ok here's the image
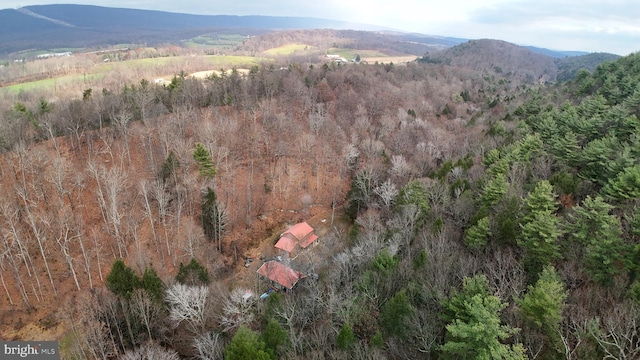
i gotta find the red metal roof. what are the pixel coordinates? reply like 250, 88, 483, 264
298, 233, 318, 248
257, 261, 306, 289
282, 222, 314, 241
274, 234, 298, 253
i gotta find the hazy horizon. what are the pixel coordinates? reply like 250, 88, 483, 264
3, 1, 639, 55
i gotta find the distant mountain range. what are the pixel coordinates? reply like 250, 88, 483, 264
0, 4, 388, 56
0, 4, 466, 57
0, 4, 596, 59
523, 46, 588, 59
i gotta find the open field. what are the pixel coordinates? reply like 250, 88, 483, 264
99, 55, 262, 68
264, 43, 314, 55
361, 55, 419, 64
325, 48, 390, 60
0, 55, 264, 95
190, 68, 252, 79
0, 73, 105, 94
184, 34, 249, 50
0, 44, 414, 96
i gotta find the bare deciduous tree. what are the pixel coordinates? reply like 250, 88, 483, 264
181, 217, 204, 261
588, 302, 640, 360
374, 179, 399, 209
390, 154, 411, 182
0, 228, 21, 306
343, 143, 360, 171
139, 180, 161, 261
192, 331, 223, 360
130, 289, 166, 341
165, 284, 209, 334
219, 287, 255, 332
19, 203, 57, 295
90, 164, 128, 258
55, 213, 81, 290
63, 290, 119, 360
119, 341, 180, 360
151, 179, 173, 262
111, 109, 133, 165
0, 201, 37, 306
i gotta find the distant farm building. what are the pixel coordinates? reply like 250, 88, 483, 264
325, 54, 348, 63
257, 261, 307, 289
274, 222, 318, 255
37, 52, 72, 59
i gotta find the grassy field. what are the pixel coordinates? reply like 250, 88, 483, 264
0, 47, 414, 96
184, 34, 248, 50
1, 73, 105, 95
362, 56, 419, 64
0, 55, 264, 95
91, 55, 263, 71
264, 44, 313, 55
326, 48, 389, 60
202, 55, 264, 67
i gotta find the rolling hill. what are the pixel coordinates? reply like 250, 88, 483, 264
420, 39, 619, 82
421, 39, 558, 82
555, 52, 621, 81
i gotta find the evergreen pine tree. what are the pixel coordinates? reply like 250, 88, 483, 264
441, 274, 526, 360
225, 326, 273, 360
518, 180, 562, 277
336, 323, 355, 350
518, 266, 567, 341
105, 259, 140, 298
193, 143, 217, 180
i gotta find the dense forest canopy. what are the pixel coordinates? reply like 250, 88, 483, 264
0, 43, 639, 359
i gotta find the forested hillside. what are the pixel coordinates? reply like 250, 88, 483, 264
420, 39, 558, 82
420, 39, 620, 84
555, 52, 621, 82
0, 46, 639, 359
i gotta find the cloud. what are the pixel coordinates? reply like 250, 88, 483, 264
436, 0, 637, 54
472, 0, 640, 24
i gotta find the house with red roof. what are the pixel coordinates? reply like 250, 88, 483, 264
274, 222, 318, 255
257, 261, 307, 290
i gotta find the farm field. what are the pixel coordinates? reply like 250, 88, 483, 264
183, 34, 249, 50
325, 47, 390, 60
361, 55, 419, 64
189, 68, 252, 79
0, 45, 416, 96
264, 43, 314, 55
0, 55, 264, 95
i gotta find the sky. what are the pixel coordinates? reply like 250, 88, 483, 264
4, 0, 639, 55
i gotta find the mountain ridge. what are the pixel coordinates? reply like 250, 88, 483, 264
0, 4, 393, 56
420, 39, 620, 82
0, 4, 591, 59
17, 7, 76, 27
